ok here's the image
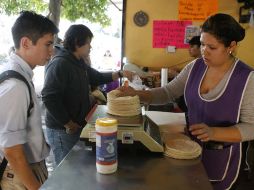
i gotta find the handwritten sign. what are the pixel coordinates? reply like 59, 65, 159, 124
178, 0, 218, 21
153, 20, 192, 48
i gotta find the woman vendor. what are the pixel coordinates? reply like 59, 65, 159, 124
118, 13, 254, 190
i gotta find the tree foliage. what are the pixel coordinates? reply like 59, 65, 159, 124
0, 0, 111, 27
62, 0, 110, 26
0, 0, 47, 14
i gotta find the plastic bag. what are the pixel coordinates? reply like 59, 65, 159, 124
128, 74, 147, 90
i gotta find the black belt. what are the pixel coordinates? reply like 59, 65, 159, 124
203, 141, 232, 150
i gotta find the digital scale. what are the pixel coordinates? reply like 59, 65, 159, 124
80, 105, 164, 152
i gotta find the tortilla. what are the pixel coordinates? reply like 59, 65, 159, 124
164, 138, 202, 160
107, 90, 141, 116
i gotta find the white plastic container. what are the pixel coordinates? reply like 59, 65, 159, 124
96, 118, 118, 174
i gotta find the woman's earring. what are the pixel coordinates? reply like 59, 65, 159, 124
229, 51, 232, 55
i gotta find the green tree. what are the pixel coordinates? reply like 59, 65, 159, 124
0, 0, 111, 27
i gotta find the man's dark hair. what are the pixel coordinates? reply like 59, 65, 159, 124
63, 24, 93, 52
189, 36, 201, 47
11, 11, 59, 49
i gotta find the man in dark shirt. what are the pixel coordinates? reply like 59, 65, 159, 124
42, 24, 133, 166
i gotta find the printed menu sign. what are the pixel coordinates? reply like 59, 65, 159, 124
153, 20, 192, 48
178, 0, 218, 21
184, 25, 200, 44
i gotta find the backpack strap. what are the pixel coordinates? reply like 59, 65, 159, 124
0, 70, 34, 117
0, 157, 7, 182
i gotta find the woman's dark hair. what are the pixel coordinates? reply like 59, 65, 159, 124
201, 13, 245, 47
63, 24, 93, 52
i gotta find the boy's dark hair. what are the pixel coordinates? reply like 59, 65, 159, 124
189, 36, 201, 47
11, 11, 58, 49
142, 67, 149, 72
201, 13, 245, 47
63, 24, 93, 52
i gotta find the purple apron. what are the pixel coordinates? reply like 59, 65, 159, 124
185, 58, 252, 190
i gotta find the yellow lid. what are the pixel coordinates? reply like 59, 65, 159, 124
95, 118, 117, 126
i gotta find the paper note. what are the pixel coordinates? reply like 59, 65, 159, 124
153, 20, 192, 48
178, 0, 218, 21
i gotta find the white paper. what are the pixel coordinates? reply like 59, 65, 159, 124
145, 111, 186, 126
128, 74, 147, 90
161, 68, 168, 87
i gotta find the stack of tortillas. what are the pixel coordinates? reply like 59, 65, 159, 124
107, 89, 141, 117
164, 134, 202, 159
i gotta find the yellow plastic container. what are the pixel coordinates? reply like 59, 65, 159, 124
95, 118, 118, 174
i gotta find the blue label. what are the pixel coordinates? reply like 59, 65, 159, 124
96, 132, 117, 165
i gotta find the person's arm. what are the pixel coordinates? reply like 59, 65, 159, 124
112, 70, 134, 81
117, 86, 153, 104
134, 89, 153, 103
42, 62, 83, 130
4, 145, 40, 190
117, 62, 194, 104
42, 60, 71, 125
87, 66, 112, 86
88, 67, 135, 86
236, 72, 254, 141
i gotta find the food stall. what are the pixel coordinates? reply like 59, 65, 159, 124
40, 105, 212, 190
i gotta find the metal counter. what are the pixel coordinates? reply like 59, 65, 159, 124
40, 143, 212, 190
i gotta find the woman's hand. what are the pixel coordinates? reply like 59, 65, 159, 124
122, 70, 135, 81
189, 123, 214, 142
117, 86, 137, 97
